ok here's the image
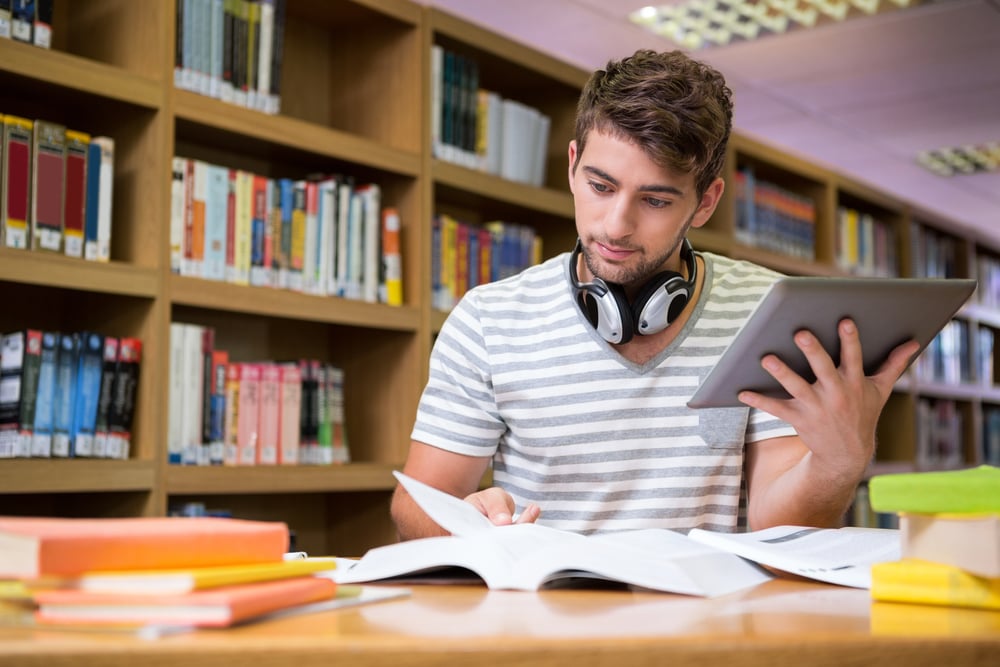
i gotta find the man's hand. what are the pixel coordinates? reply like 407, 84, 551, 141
464, 487, 541, 526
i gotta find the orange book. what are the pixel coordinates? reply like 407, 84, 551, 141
34, 575, 336, 628
0, 516, 289, 578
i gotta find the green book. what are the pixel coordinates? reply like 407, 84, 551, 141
869, 465, 1000, 514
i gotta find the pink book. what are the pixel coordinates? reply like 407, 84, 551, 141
278, 363, 301, 465
256, 363, 280, 465
236, 363, 261, 466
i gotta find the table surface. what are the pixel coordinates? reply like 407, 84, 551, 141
1, 578, 998, 667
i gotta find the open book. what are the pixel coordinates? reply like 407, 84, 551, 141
334, 473, 900, 595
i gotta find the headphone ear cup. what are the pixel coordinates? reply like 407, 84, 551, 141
631, 272, 690, 336
605, 283, 635, 344
578, 282, 634, 344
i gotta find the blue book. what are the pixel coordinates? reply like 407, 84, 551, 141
203, 164, 229, 281
51, 333, 80, 458
83, 141, 101, 260
31, 332, 59, 457
70, 331, 104, 457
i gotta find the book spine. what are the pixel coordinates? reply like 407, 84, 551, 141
0, 1, 12, 39
208, 348, 228, 465
236, 362, 260, 465
2, 115, 33, 249
170, 157, 187, 273
105, 337, 142, 460
10, 0, 31, 42
30, 331, 58, 457
257, 362, 280, 465
203, 164, 229, 281
92, 336, 119, 458
62, 130, 90, 258
249, 174, 269, 286
51, 332, 79, 458
93, 137, 114, 262
180, 323, 204, 465
15, 330, 41, 458
277, 362, 300, 464
200, 326, 215, 466
380, 207, 403, 306
0, 331, 25, 458
84, 139, 102, 260
69, 331, 104, 457
871, 560, 1000, 611
31, 119, 66, 253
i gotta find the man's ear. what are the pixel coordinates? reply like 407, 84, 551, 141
567, 140, 578, 195
691, 176, 725, 229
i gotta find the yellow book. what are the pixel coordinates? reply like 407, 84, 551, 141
871, 559, 1000, 610
69, 557, 337, 595
871, 600, 1000, 637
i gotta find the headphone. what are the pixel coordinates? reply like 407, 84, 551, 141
570, 238, 698, 345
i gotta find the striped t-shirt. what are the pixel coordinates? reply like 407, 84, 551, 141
411, 250, 797, 534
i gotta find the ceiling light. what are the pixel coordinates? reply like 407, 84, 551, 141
917, 142, 1000, 177
630, 0, 926, 49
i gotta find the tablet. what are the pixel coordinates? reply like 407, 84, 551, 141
686, 276, 977, 408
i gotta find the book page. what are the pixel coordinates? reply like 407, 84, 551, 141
687, 526, 900, 588
393, 471, 495, 536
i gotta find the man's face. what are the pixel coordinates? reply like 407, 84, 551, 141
568, 129, 720, 291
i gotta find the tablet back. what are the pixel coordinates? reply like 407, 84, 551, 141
687, 276, 977, 408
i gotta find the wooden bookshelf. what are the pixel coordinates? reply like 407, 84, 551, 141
1, 0, 997, 550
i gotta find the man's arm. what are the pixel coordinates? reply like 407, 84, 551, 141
741, 318, 921, 530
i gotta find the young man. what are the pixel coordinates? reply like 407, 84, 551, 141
391, 49, 918, 539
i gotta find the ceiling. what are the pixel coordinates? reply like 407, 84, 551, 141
420, 0, 1000, 249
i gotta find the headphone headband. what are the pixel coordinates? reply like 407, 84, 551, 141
570, 239, 697, 344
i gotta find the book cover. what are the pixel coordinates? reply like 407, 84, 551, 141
302, 179, 319, 293
288, 179, 306, 292
199, 325, 215, 466
249, 174, 270, 287
208, 348, 228, 465
900, 512, 999, 578
92, 336, 119, 458
328, 364, 349, 464
186, 159, 207, 277
83, 136, 111, 261
277, 362, 300, 465
2, 115, 32, 249
73, 557, 337, 595
61, 130, 89, 258
0, 515, 290, 578
233, 169, 252, 285
223, 358, 239, 465
202, 163, 228, 281
105, 337, 141, 460
69, 331, 104, 457
30, 331, 58, 458
31, 119, 66, 253
88, 136, 113, 261
180, 323, 204, 465
256, 362, 280, 465
297, 359, 317, 465
50, 332, 79, 458
871, 559, 1000, 611
167, 323, 185, 464
869, 465, 1000, 514
34, 575, 337, 628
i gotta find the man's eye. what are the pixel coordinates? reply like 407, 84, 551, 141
590, 181, 609, 193
646, 197, 668, 209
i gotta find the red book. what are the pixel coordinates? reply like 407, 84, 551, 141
2, 116, 33, 249
62, 130, 90, 258
0, 516, 289, 578
34, 575, 336, 628
31, 120, 66, 253
236, 362, 261, 465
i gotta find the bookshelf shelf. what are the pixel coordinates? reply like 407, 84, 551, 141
0, 251, 160, 298
432, 160, 574, 218
169, 276, 421, 332
0, 460, 155, 494
164, 462, 399, 495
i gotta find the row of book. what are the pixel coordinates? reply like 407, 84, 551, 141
1, 115, 115, 260
175, 0, 287, 115
976, 253, 1000, 310
835, 206, 899, 277
732, 167, 816, 261
868, 465, 999, 611
171, 157, 402, 305
169, 322, 349, 467
913, 319, 971, 386
431, 215, 541, 312
431, 45, 552, 188
914, 398, 965, 471
910, 222, 962, 279
985, 406, 1000, 466
0, 515, 343, 628
0, 330, 141, 460
0, 1, 52, 48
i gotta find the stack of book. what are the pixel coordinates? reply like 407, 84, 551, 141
868, 465, 1000, 610
0, 515, 338, 628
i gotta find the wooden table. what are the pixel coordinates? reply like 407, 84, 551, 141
1, 579, 998, 666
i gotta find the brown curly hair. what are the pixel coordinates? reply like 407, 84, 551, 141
573, 49, 733, 198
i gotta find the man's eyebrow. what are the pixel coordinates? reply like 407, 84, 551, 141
582, 165, 685, 196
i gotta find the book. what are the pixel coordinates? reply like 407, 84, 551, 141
83, 136, 114, 262
2, 115, 32, 249
380, 207, 402, 305
69, 331, 104, 457
169, 156, 187, 272
235, 361, 261, 465
70, 557, 338, 595
0, 331, 25, 458
14, 330, 41, 458
32, 0, 50, 48
10, 0, 31, 43
34, 575, 337, 628
871, 559, 1000, 611
0, 515, 290, 578
336, 472, 898, 595
899, 512, 999, 578
31, 119, 66, 253
104, 337, 141, 460
256, 362, 280, 465
869, 465, 1000, 514
50, 332, 79, 458
277, 362, 300, 464
29, 331, 57, 457
61, 130, 89, 258
0, 1, 10, 39
91, 336, 118, 458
